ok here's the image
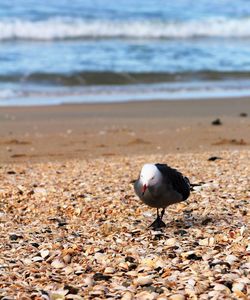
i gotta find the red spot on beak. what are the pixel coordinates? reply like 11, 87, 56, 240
142, 184, 147, 195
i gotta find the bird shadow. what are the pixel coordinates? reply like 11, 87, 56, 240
165, 209, 232, 232
148, 216, 213, 240
148, 210, 213, 233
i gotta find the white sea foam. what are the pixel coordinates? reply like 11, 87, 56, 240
1, 17, 250, 40
0, 89, 16, 99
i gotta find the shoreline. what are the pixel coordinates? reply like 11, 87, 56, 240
1, 96, 250, 114
0, 97, 249, 164
2, 77, 250, 106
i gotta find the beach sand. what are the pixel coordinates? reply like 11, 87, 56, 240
0, 98, 249, 299
0, 98, 250, 163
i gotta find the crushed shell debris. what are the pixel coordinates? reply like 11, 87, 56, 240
0, 150, 249, 299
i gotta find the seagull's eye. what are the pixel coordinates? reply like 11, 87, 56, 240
151, 176, 155, 180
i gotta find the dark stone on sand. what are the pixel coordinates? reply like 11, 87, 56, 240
43, 227, 52, 233
211, 118, 222, 125
85, 265, 92, 273
27, 190, 35, 196
201, 217, 213, 225
144, 285, 158, 292
48, 217, 67, 227
58, 220, 67, 227
168, 253, 176, 259
9, 234, 23, 241
17, 189, 23, 195
209, 261, 231, 269
208, 156, 222, 161
125, 256, 135, 263
11, 154, 27, 158
77, 194, 85, 198
187, 253, 202, 261
221, 281, 233, 291
64, 285, 79, 295
155, 287, 164, 294
122, 281, 131, 287
93, 272, 112, 281
7, 171, 16, 175
155, 266, 163, 273
128, 263, 138, 271
175, 229, 188, 236
41, 291, 50, 297
239, 112, 248, 117
96, 249, 105, 253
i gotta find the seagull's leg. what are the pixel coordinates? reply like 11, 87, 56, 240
160, 208, 165, 220
148, 208, 166, 229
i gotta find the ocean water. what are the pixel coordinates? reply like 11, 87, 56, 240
1, 0, 250, 105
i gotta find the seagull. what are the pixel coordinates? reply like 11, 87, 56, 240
134, 163, 190, 229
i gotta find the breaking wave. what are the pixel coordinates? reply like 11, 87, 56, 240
1, 17, 250, 40
0, 89, 17, 99
2, 70, 250, 86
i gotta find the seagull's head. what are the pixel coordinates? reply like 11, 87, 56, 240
140, 164, 162, 195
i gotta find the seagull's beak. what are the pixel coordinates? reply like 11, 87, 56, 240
142, 184, 147, 195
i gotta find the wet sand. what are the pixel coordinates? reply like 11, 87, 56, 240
0, 98, 249, 164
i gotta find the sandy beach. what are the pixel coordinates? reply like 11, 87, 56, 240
0, 98, 249, 299
0, 98, 250, 164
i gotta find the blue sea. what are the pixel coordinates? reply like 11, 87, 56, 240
1, 0, 250, 105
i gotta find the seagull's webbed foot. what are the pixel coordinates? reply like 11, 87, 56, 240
148, 208, 166, 229
149, 216, 166, 229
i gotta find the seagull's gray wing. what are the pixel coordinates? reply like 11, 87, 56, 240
155, 163, 190, 200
